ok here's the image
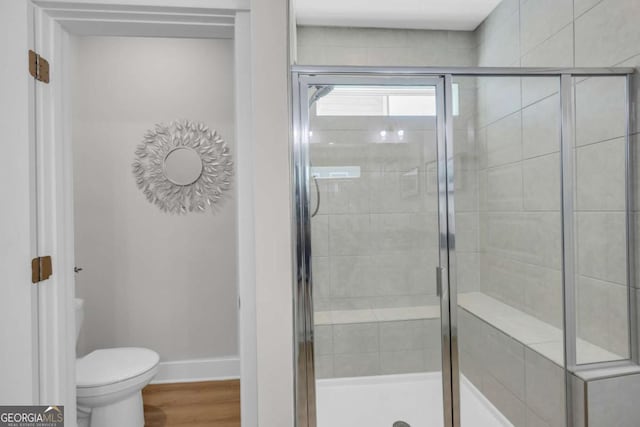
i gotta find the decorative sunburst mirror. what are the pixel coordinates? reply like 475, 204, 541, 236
132, 120, 233, 214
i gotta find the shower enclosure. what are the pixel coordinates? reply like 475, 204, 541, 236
292, 67, 636, 427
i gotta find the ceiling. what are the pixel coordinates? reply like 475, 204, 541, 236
295, 0, 503, 31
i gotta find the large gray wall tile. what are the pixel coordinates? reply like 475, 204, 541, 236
576, 212, 627, 285
312, 256, 331, 298
521, 24, 574, 68
520, 0, 573, 55
311, 214, 329, 256
333, 352, 380, 377
477, 10, 521, 66
328, 175, 371, 214
314, 325, 334, 356
574, 0, 640, 66
380, 350, 427, 374
521, 94, 561, 159
588, 374, 640, 427
315, 355, 334, 379
486, 164, 524, 212
333, 323, 379, 354
379, 320, 426, 351
575, 77, 628, 146
576, 138, 626, 211
329, 214, 371, 256
478, 78, 522, 127
525, 348, 566, 427
574, 0, 605, 17
370, 213, 434, 254
486, 328, 526, 400
483, 374, 527, 426
523, 153, 561, 211
486, 111, 522, 167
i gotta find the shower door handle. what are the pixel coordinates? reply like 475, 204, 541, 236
436, 266, 443, 297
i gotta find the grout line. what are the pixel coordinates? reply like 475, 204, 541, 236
521, 88, 561, 110
517, 0, 522, 68
573, 209, 628, 213
574, 272, 629, 289
478, 108, 522, 132
519, 22, 574, 62
573, 0, 606, 21
572, 0, 577, 67
477, 132, 626, 173
574, 134, 628, 149
611, 52, 640, 69
520, 74, 525, 213
482, 151, 559, 170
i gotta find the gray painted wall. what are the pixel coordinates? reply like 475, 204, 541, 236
72, 36, 238, 362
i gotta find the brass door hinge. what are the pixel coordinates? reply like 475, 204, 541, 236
29, 50, 50, 83
32, 256, 53, 284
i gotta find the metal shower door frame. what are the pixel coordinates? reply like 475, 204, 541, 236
291, 65, 635, 427
291, 72, 460, 427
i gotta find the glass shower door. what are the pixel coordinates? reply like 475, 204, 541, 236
453, 75, 567, 427
296, 77, 453, 427
295, 68, 633, 427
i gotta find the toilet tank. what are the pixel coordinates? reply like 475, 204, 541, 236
74, 298, 84, 344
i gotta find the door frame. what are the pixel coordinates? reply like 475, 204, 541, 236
27, 1, 256, 424
291, 71, 461, 427
0, 0, 40, 405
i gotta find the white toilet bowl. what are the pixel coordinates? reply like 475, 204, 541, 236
76, 348, 159, 427
75, 300, 159, 427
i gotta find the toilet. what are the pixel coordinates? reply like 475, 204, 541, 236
75, 298, 160, 427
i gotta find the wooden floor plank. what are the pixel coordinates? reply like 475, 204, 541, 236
143, 380, 240, 427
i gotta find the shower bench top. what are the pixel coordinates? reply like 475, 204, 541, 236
314, 292, 623, 369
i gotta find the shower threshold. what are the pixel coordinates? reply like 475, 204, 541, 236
316, 372, 512, 427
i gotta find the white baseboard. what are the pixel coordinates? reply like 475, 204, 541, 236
151, 356, 240, 384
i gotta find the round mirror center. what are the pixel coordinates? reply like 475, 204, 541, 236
163, 147, 203, 186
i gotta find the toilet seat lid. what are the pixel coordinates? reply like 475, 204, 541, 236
77, 347, 159, 388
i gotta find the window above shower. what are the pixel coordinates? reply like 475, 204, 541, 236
315, 85, 459, 117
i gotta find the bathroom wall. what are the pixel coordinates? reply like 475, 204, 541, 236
297, 26, 477, 66
475, 0, 635, 359
72, 37, 238, 366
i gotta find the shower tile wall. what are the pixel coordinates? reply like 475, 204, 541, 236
475, 0, 634, 360
297, 27, 479, 377
459, 310, 566, 427
310, 115, 439, 313
310, 112, 444, 377
474, 75, 564, 329
314, 320, 442, 378
299, 0, 639, 386
457, 0, 638, 422
297, 26, 477, 67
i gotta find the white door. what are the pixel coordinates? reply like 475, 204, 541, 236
0, 0, 40, 404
